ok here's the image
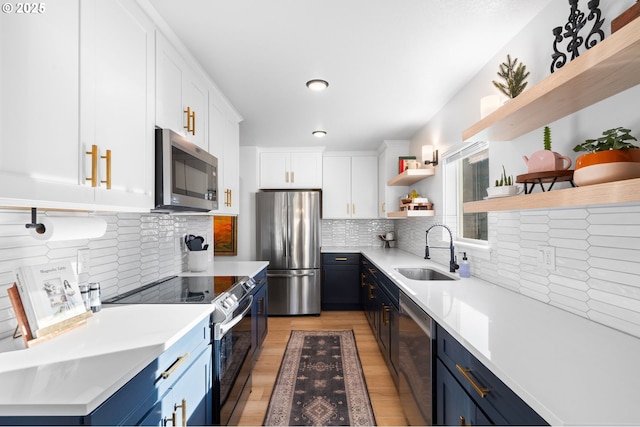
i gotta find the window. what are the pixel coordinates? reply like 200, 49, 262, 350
443, 141, 489, 242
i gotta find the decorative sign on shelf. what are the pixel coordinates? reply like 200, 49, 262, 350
551, 0, 605, 73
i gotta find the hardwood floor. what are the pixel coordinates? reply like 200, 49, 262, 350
237, 311, 407, 426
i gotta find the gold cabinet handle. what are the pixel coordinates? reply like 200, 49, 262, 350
291, 171, 294, 183
383, 304, 390, 325
352, 203, 356, 215
86, 144, 98, 187
346, 203, 350, 215
368, 284, 376, 300
101, 149, 112, 189
161, 353, 190, 379
455, 364, 490, 398
335, 257, 348, 261
285, 171, 290, 183
225, 189, 232, 207
360, 273, 366, 287
258, 297, 264, 315
174, 398, 187, 427
164, 411, 177, 426
381, 202, 385, 213
459, 415, 471, 426
184, 106, 195, 135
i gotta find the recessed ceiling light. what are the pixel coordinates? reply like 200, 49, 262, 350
312, 130, 327, 137
306, 79, 329, 91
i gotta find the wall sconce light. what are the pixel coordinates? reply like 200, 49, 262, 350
422, 145, 439, 167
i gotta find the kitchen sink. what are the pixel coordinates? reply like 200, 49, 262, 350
395, 267, 456, 281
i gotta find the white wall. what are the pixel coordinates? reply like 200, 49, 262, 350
397, 1, 640, 338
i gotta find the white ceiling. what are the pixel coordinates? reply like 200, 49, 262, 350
147, 0, 550, 151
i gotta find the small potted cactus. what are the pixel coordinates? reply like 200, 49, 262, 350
522, 126, 572, 173
486, 165, 521, 198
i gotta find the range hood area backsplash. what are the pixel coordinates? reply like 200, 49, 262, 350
0, 211, 212, 340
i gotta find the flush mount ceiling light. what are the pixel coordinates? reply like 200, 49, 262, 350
306, 79, 329, 91
312, 130, 327, 137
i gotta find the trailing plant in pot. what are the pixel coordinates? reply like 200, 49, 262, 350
486, 165, 521, 198
572, 127, 640, 186
522, 126, 572, 173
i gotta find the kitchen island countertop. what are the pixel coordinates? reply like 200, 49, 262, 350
0, 304, 214, 416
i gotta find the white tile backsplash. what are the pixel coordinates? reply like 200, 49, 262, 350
395, 204, 640, 339
0, 210, 212, 340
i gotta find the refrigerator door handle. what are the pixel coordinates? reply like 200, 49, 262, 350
267, 272, 316, 278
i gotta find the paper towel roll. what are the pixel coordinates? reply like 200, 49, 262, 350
29, 217, 107, 241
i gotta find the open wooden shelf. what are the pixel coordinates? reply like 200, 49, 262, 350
464, 177, 640, 213
463, 16, 640, 142
387, 209, 436, 218
387, 168, 435, 186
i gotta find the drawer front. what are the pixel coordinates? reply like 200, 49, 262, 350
436, 325, 547, 425
322, 253, 360, 265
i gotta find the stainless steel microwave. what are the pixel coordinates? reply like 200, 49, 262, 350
155, 128, 218, 212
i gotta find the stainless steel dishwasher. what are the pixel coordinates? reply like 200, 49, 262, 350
399, 291, 434, 425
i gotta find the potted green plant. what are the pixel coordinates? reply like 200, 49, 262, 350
522, 126, 572, 173
486, 165, 521, 198
492, 54, 530, 99
572, 127, 640, 186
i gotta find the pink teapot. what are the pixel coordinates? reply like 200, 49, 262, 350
522, 150, 572, 173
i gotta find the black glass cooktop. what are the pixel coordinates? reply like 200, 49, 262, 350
104, 275, 242, 304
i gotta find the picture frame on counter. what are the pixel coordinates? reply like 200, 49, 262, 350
214, 215, 238, 256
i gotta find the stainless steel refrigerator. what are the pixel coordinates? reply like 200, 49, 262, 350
256, 190, 321, 315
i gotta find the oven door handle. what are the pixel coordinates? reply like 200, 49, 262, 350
267, 272, 316, 278
218, 295, 253, 338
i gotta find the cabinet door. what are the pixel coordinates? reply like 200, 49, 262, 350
168, 346, 213, 427
81, 0, 155, 210
156, 33, 184, 135
0, 0, 96, 208
436, 360, 492, 426
259, 152, 289, 189
322, 156, 351, 219
290, 152, 322, 188
321, 265, 361, 310
351, 156, 378, 219
209, 99, 239, 214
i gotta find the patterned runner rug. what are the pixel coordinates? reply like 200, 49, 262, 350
264, 330, 377, 426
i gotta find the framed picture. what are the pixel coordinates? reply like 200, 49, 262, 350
214, 215, 237, 256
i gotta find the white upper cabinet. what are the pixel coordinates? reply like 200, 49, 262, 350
259, 151, 323, 189
0, 0, 154, 211
323, 155, 378, 219
209, 92, 240, 215
156, 32, 208, 149
0, 0, 95, 207
81, 0, 155, 210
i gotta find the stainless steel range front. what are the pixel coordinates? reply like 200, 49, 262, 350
104, 275, 255, 426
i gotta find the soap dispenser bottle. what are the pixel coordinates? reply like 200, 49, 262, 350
459, 252, 471, 278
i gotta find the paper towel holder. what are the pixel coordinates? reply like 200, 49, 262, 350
25, 208, 46, 235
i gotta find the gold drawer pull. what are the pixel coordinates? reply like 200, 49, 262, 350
456, 364, 490, 398
175, 398, 187, 426
335, 257, 348, 261
164, 411, 177, 426
161, 353, 190, 379
86, 144, 98, 187
101, 149, 111, 189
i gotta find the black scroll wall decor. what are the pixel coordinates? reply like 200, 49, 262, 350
551, 0, 605, 73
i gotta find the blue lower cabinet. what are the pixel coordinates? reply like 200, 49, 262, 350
435, 325, 547, 426
251, 269, 269, 361
137, 346, 212, 426
436, 359, 495, 426
321, 253, 362, 310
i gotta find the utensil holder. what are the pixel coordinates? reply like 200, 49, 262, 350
188, 250, 209, 272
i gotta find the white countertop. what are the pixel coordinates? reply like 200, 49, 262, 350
181, 260, 268, 278
355, 247, 640, 426
0, 304, 214, 416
